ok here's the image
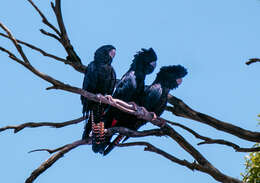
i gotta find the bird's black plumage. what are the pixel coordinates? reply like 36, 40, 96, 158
81, 45, 116, 153
99, 48, 157, 154
103, 65, 187, 155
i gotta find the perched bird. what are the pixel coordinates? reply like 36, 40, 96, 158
99, 48, 157, 154
103, 65, 187, 155
81, 45, 116, 153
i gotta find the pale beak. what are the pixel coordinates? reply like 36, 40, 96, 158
150, 61, 156, 68
109, 49, 116, 59
176, 78, 182, 85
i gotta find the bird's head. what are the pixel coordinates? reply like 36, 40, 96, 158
154, 65, 187, 89
94, 45, 116, 65
130, 48, 157, 74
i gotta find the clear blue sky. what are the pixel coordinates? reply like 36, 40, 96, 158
0, 0, 260, 182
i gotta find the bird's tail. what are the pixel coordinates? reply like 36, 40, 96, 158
92, 104, 107, 153
103, 135, 124, 156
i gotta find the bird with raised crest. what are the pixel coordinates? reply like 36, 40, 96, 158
99, 48, 158, 154
103, 65, 187, 155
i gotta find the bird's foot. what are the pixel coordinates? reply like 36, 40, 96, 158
105, 95, 113, 102
136, 106, 146, 119
129, 102, 138, 111
150, 112, 157, 121
96, 94, 103, 104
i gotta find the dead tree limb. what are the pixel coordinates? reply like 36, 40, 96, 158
25, 139, 89, 183
167, 121, 260, 152
166, 94, 260, 143
27, 0, 86, 73
0, 32, 68, 63
0, 116, 85, 134
118, 142, 243, 183
245, 58, 260, 65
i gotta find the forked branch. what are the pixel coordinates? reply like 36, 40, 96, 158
27, 0, 86, 73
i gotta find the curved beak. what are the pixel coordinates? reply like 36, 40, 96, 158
176, 78, 182, 85
109, 49, 116, 59
150, 61, 156, 68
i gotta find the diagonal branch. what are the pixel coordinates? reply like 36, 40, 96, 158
118, 141, 204, 171
25, 139, 89, 183
118, 142, 243, 183
167, 121, 260, 152
27, 0, 61, 36
0, 23, 29, 63
0, 32, 68, 63
0, 116, 85, 134
27, 0, 86, 73
167, 94, 260, 143
39, 29, 61, 43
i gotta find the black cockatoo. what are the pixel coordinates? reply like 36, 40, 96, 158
103, 65, 187, 155
97, 48, 157, 154
81, 45, 116, 153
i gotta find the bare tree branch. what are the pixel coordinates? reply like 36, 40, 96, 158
27, 0, 61, 37
25, 139, 89, 183
51, 0, 84, 70
27, 0, 86, 73
0, 32, 68, 62
118, 141, 203, 171
0, 116, 85, 134
166, 94, 260, 143
27, 128, 163, 154
167, 121, 260, 152
245, 58, 260, 65
39, 29, 62, 43
118, 142, 243, 183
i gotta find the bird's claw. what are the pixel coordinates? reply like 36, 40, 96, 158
105, 95, 113, 102
151, 112, 157, 121
129, 102, 138, 111
96, 94, 102, 104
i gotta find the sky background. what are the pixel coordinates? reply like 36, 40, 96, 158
0, 0, 260, 182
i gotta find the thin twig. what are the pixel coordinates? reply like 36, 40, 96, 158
27, 0, 61, 36
0, 116, 86, 133
0, 23, 29, 63
40, 29, 61, 43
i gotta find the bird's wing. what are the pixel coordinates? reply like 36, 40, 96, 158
113, 71, 136, 102
142, 84, 162, 112
109, 67, 117, 94
81, 62, 98, 115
